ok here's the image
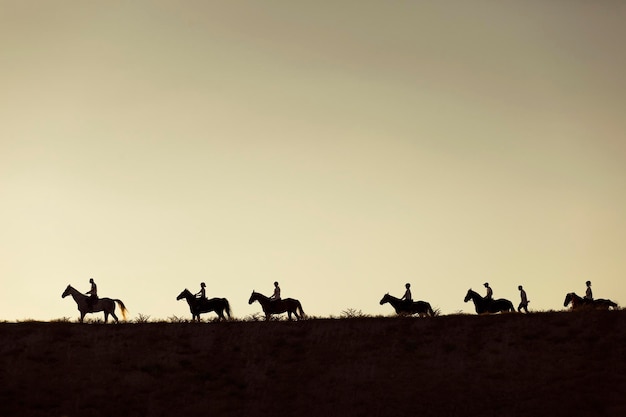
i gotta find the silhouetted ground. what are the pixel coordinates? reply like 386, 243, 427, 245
1, 310, 625, 417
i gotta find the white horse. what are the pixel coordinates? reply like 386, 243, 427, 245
62, 285, 128, 323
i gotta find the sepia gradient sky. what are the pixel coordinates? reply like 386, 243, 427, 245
2, 1, 625, 321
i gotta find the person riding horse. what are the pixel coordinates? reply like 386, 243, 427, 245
195, 282, 207, 301
400, 283, 412, 306
270, 281, 281, 302
86, 278, 98, 311
584, 280, 593, 300
484, 282, 493, 300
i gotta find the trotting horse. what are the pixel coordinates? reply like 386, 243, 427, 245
464, 289, 514, 314
176, 289, 231, 321
248, 291, 305, 321
62, 285, 128, 323
379, 293, 434, 317
564, 292, 618, 311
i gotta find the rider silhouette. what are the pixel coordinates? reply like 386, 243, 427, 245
400, 283, 412, 306
270, 281, 281, 302
195, 282, 207, 301
86, 278, 98, 311
584, 280, 593, 301
484, 282, 493, 300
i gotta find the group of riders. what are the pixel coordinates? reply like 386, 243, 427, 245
388, 282, 532, 313
80, 277, 599, 315
399, 280, 598, 314
194, 281, 280, 303
83, 279, 282, 311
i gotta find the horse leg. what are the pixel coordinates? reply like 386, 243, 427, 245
79, 311, 86, 323
110, 311, 119, 323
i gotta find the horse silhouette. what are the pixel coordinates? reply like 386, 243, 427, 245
464, 289, 514, 314
564, 292, 618, 310
248, 291, 305, 321
379, 293, 434, 317
62, 284, 128, 323
176, 289, 231, 321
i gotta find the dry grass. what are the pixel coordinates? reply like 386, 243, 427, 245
1, 310, 625, 417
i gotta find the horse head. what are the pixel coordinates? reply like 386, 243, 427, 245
563, 293, 571, 307
464, 289, 475, 303
61, 285, 72, 298
380, 293, 391, 305
248, 291, 257, 305
176, 289, 191, 301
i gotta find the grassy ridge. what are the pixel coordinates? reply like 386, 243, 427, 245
1, 311, 625, 417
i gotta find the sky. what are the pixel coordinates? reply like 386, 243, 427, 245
1, 1, 625, 321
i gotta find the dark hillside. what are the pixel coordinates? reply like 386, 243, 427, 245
1, 311, 625, 417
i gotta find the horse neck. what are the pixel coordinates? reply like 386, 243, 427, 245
254, 292, 270, 304
68, 286, 86, 301
386, 295, 401, 306
469, 290, 480, 300
571, 293, 584, 306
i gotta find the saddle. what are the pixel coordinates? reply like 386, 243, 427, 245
195, 297, 209, 306
87, 295, 99, 311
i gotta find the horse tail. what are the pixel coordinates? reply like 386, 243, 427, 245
297, 301, 305, 319
224, 298, 232, 318
114, 299, 128, 321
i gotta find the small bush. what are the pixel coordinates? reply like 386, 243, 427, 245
134, 314, 151, 324
243, 313, 266, 322
340, 308, 368, 319
167, 315, 189, 323
50, 317, 72, 323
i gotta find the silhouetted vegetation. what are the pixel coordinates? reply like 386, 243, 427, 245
1, 310, 625, 417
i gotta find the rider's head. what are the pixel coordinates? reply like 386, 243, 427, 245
405, 283, 411, 288
484, 282, 489, 287
274, 281, 279, 287
201, 282, 206, 287
89, 278, 94, 283
518, 285, 523, 290
586, 280, 591, 286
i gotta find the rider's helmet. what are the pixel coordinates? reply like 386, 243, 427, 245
586, 280, 591, 286
201, 282, 206, 287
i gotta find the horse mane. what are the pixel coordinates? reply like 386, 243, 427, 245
252, 291, 269, 300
